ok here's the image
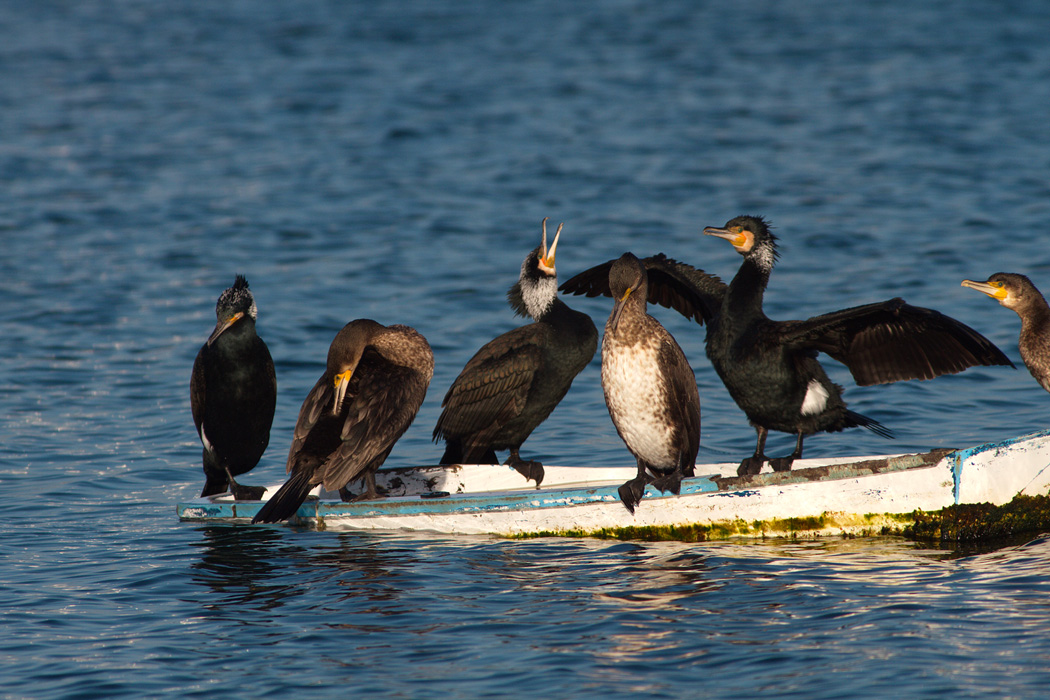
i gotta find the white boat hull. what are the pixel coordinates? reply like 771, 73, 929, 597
177, 429, 1050, 539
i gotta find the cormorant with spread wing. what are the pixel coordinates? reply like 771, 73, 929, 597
562, 215, 1013, 475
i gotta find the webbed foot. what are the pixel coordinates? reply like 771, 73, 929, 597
650, 470, 683, 495
506, 455, 544, 486
229, 481, 266, 501
737, 455, 766, 476
617, 476, 647, 514
768, 456, 795, 472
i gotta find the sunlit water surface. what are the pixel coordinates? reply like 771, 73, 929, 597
3, 1, 1050, 697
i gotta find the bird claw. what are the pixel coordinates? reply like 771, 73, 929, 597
617, 477, 646, 514
768, 457, 795, 472
737, 456, 766, 476
229, 482, 266, 501
508, 458, 544, 486
650, 471, 683, 495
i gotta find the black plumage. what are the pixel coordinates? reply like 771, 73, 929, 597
562, 215, 1013, 475
252, 319, 433, 524
601, 253, 700, 513
432, 219, 598, 485
963, 273, 1050, 392
190, 275, 276, 499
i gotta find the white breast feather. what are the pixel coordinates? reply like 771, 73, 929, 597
602, 335, 676, 468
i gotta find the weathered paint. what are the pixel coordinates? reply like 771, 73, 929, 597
177, 429, 1050, 540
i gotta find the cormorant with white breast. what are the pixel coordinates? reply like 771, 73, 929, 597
562, 215, 1013, 475
602, 253, 700, 513
963, 273, 1050, 392
191, 275, 276, 500
252, 319, 433, 524
432, 219, 598, 486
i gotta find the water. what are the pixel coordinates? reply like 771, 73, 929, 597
3, 0, 1050, 697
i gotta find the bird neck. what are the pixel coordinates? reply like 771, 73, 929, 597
509, 273, 558, 320
725, 255, 771, 318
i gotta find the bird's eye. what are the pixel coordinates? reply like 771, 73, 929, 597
995, 281, 1005, 288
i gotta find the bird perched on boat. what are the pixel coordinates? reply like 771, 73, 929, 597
252, 319, 433, 524
562, 215, 1013, 475
432, 218, 598, 486
602, 253, 700, 513
963, 273, 1050, 392
191, 275, 277, 500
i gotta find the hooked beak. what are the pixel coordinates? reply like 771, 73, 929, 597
610, 287, 632, 331
206, 311, 245, 346
332, 370, 353, 414
703, 226, 748, 248
539, 217, 563, 275
961, 279, 1007, 300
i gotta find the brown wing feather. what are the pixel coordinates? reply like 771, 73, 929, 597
433, 324, 547, 442
560, 254, 725, 325
778, 298, 1015, 386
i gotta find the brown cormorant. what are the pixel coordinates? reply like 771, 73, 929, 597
963, 273, 1050, 392
190, 275, 276, 500
252, 319, 433, 524
562, 215, 1013, 475
602, 253, 700, 513
432, 219, 598, 485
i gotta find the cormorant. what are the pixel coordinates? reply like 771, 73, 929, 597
432, 219, 598, 485
190, 275, 276, 500
963, 273, 1050, 392
252, 319, 433, 524
602, 253, 700, 513
562, 215, 1013, 475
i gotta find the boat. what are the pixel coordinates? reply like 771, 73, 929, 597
177, 429, 1050, 539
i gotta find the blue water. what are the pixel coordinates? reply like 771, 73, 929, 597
3, 0, 1050, 697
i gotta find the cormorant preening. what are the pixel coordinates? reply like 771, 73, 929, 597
432, 219, 598, 485
602, 253, 700, 513
191, 275, 276, 500
963, 273, 1050, 392
562, 215, 1013, 475
252, 319, 433, 524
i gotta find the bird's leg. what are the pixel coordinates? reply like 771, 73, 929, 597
338, 472, 386, 502
617, 459, 649, 514
225, 466, 266, 501
506, 448, 544, 487
769, 433, 804, 472
738, 426, 769, 476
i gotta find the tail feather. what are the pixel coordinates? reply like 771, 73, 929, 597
251, 470, 315, 524
846, 410, 895, 440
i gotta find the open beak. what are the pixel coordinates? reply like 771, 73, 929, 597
961, 279, 1007, 300
206, 311, 245, 346
539, 217, 563, 275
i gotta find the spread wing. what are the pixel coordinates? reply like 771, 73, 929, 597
560, 253, 725, 325
432, 324, 546, 444
320, 351, 430, 491
778, 298, 1015, 386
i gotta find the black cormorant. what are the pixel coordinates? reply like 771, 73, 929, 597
963, 273, 1050, 392
432, 219, 598, 485
190, 275, 276, 500
602, 253, 700, 513
562, 215, 1013, 475
252, 319, 433, 524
